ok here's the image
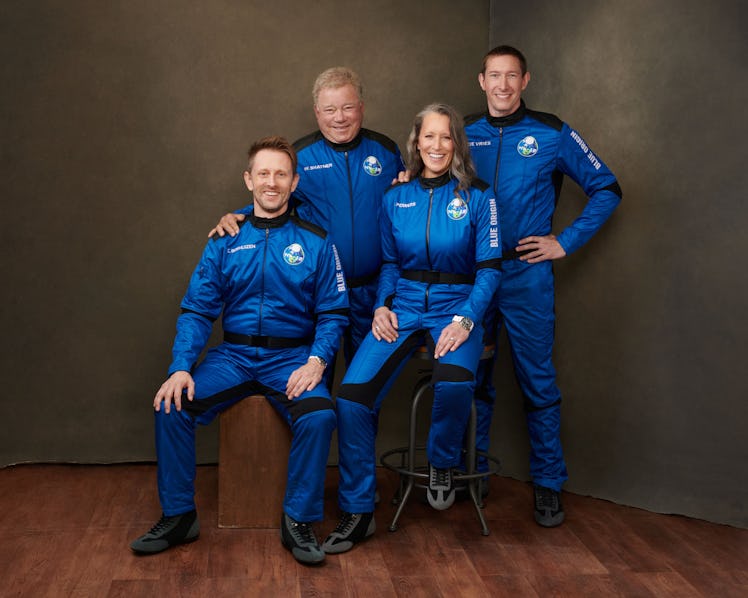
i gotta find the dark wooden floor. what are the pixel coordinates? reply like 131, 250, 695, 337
1, 464, 746, 597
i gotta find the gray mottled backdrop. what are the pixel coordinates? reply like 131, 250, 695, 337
486, 0, 747, 527
1, 0, 746, 527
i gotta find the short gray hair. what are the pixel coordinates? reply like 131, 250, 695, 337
312, 67, 363, 105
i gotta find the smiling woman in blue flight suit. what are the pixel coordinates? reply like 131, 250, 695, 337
321, 103, 503, 555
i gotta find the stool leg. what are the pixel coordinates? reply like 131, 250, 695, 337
389, 376, 429, 532
466, 400, 490, 535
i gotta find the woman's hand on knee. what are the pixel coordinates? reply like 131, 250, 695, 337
372, 306, 399, 342
434, 323, 469, 358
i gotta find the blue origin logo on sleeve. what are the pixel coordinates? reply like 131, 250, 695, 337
489, 197, 499, 248
517, 136, 539, 157
283, 243, 305, 265
332, 244, 346, 292
569, 130, 602, 170
446, 197, 468, 221
362, 156, 383, 176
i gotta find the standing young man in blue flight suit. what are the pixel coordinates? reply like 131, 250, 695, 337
130, 136, 349, 565
465, 46, 622, 527
211, 67, 404, 365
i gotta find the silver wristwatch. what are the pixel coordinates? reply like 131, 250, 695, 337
308, 355, 327, 368
452, 315, 474, 332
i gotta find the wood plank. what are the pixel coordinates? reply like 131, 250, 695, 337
1, 464, 747, 598
218, 395, 292, 529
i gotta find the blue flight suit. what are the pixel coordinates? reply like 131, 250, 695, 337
465, 101, 622, 490
238, 129, 404, 363
156, 210, 348, 523
334, 173, 503, 513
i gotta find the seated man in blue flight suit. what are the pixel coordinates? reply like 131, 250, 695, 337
129, 136, 349, 565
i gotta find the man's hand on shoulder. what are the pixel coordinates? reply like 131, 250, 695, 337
393, 170, 411, 185
208, 213, 245, 238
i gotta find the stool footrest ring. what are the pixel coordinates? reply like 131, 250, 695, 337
380, 445, 501, 535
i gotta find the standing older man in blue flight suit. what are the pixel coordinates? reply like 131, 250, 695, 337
211, 67, 404, 365
465, 46, 622, 527
130, 136, 349, 565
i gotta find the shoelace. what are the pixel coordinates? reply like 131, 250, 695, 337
536, 488, 558, 510
431, 467, 451, 487
148, 514, 174, 535
290, 520, 316, 544
334, 513, 358, 534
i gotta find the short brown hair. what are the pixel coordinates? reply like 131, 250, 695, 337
481, 45, 528, 75
247, 136, 297, 173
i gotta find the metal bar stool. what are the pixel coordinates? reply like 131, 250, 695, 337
380, 345, 501, 535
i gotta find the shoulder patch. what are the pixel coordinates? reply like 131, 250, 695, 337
290, 214, 328, 239
360, 128, 400, 155
293, 130, 325, 152
525, 109, 564, 132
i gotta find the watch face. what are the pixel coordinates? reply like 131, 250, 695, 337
310, 356, 326, 367
452, 315, 473, 331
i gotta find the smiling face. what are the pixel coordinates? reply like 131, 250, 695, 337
313, 83, 364, 144
417, 112, 454, 178
479, 53, 530, 117
243, 149, 299, 218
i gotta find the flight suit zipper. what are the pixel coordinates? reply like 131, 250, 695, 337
424, 187, 434, 312
493, 127, 503, 195
259, 227, 269, 333
344, 151, 355, 275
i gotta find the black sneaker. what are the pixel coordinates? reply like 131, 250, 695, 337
534, 485, 565, 527
280, 513, 325, 565
427, 464, 456, 510
322, 512, 375, 554
130, 510, 199, 554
